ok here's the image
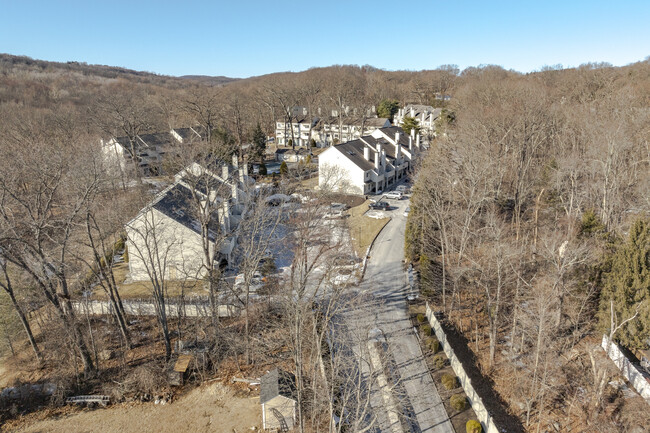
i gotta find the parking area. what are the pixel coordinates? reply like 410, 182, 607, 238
365, 193, 410, 219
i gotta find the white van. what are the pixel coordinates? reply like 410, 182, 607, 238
385, 191, 403, 200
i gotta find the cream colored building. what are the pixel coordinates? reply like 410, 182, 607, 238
125, 160, 247, 282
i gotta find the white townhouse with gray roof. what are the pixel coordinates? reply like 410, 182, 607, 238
318, 126, 422, 195
125, 156, 249, 282
394, 104, 441, 140
101, 126, 204, 176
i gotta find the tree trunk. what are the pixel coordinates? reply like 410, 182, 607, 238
6, 288, 42, 362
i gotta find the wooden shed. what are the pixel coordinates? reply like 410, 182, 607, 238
168, 354, 193, 386
260, 369, 297, 431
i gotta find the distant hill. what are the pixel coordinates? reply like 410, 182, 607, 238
179, 75, 240, 85
0, 54, 239, 86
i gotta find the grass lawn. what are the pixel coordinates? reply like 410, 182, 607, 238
99, 262, 207, 299
347, 199, 390, 257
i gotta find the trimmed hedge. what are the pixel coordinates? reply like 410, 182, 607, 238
441, 373, 458, 390
416, 313, 426, 324
432, 353, 446, 369
428, 338, 440, 354
421, 324, 432, 336
466, 420, 482, 433
450, 394, 467, 411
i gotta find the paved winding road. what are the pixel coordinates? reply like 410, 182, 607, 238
358, 197, 453, 433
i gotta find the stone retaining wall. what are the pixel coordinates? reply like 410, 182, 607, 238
426, 303, 499, 433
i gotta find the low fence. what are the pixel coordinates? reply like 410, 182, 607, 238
601, 335, 650, 403
426, 303, 499, 433
72, 298, 239, 318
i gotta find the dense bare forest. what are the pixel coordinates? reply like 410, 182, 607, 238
0, 53, 649, 432
407, 62, 650, 432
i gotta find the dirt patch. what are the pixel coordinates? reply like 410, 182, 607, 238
7, 382, 261, 433
100, 262, 206, 299
326, 193, 365, 209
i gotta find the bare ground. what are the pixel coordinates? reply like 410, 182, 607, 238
6, 382, 261, 433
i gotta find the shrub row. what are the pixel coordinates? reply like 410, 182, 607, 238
450, 393, 467, 411
441, 373, 458, 390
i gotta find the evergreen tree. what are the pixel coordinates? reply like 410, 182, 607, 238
251, 123, 266, 163
377, 99, 400, 121
280, 160, 288, 176
598, 218, 650, 349
258, 162, 267, 176
401, 116, 420, 135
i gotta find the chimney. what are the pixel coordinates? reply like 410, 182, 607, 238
243, 155, 248, 177
232, 180, 239, 203
222, 164, 229, 180
239, 167, 245, 186
219, 201, 230, 234
409, 136, 413, 152
232, 154, 239, 169
381, 149, 386, 168
364, 146, 370, 161
410, 107, 415, 117
411, 128, 415, 139
395, 131, 400, 145
396, 140, 401, 158
374, 150, 380, 169
416, 133, 421, 148
421, 111, 426, 123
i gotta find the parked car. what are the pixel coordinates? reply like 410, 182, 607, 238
385, 191, 403, 200
234, 271, 264, 290
330, 202, 349, 211
403, 206, 411, 217
369, 201, 390, 210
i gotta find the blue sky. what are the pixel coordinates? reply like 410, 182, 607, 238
1, 0, 648, 78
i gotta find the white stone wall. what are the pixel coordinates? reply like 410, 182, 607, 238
426, 303, 500, 433
601, 335, 650, 403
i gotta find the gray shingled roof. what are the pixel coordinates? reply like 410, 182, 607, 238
260, 369, 297, 404
334, 139, 376, 171
138, 132, 174, 148
173, 126, 205, 142
152, 183, 220, 241
331, 126, 410, 171
402, 105, 442, 123
314, 116, 389, 130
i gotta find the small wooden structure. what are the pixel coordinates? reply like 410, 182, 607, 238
169, 354, 194, 386
260, 369, 297, 431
